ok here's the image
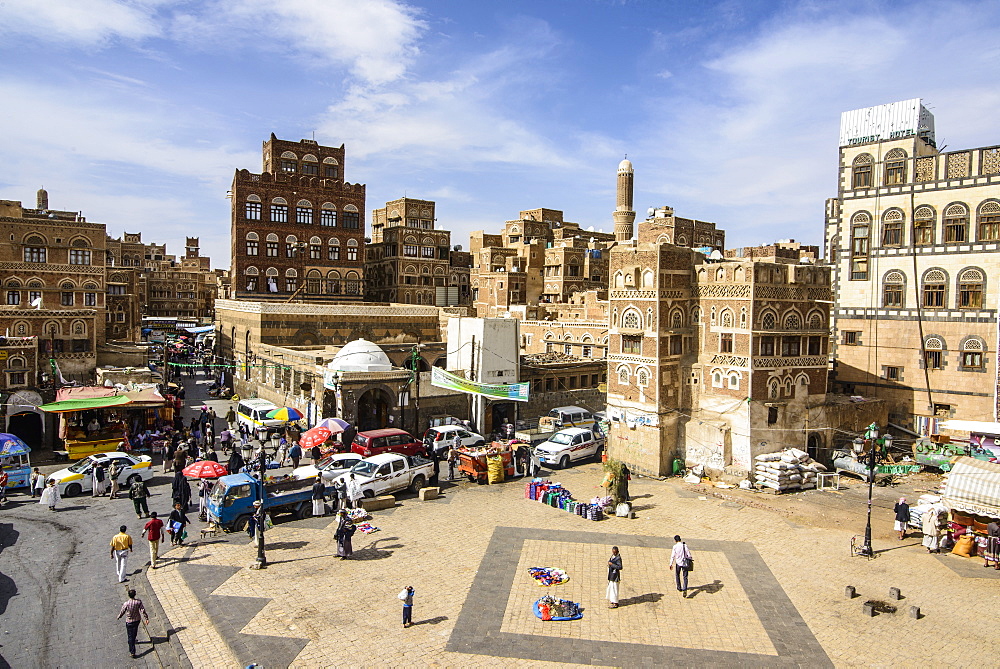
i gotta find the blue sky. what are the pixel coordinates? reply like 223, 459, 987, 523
1, 0, 998, 266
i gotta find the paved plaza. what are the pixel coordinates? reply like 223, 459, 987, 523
140, 458, 995, 668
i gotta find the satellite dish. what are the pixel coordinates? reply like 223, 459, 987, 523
709, 250, 724, 261
587, 226, 594, 231
647, 207, 655, 217
453, 245, 462, 251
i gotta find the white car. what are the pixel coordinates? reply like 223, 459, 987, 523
535, 427, 605, 470
422, 425, 485, 455
47, 451, 155, 497
291, 453, 363, 482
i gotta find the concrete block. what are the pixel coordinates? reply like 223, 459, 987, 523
360, 495, 395, 511
845, 586, 856, 599
909, 606, 921, 619
862, 602, 875, 617
419, 487, 440, 501
888, 587, 901, 600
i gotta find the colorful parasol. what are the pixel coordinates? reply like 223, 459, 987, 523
0, 433, 31, 457
299, 426, 331, 448
182, 460, 228, 478
315, 417, 350, 434
267, 407, 304, 422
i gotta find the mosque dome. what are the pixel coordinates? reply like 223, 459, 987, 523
618, 158, 633, 172
327, 338, 392, 373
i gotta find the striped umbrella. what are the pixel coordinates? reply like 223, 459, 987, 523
315, 417, 350, 434
299, 426, 332, 448
266, 407, 304, 422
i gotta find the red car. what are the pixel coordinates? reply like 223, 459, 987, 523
351, 428, 426, 458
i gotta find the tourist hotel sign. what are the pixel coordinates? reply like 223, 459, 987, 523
430, 367, 530, 402
839, 98, 936, 147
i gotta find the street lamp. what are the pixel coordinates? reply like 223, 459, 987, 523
853, 423, 892, 557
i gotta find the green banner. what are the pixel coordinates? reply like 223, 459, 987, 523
431, 367, 529, 402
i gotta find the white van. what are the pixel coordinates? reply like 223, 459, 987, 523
236, 398, 285, 438
538, 406, 597, 431
535, 427, 605, 469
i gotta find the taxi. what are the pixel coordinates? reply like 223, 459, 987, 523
47, 451, 154, 497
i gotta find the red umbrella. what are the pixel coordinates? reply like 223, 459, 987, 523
299, 426, 332, 448
182, 460, 228, 478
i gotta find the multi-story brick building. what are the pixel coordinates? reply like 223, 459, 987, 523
230, 134, 366, 302
826, 99, 1000, 432
470, 208, 616, 317
366, 198, 456, 305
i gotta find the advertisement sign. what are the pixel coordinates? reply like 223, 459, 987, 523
839, 98, 935, 147
430, 367, 529, 402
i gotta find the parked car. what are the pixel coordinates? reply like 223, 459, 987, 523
535, 427, 605, 470
291, 452, 364, 482
235, 398, 286, 439
335, 453, 434, 498
351, 428, 426, 458
517, 406, 600, 446
47, 451, 155, 497
422, 425, 485, 455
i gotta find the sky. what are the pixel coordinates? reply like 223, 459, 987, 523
1, 0, 999, 267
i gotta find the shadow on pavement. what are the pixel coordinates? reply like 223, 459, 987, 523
618, 592, 663, 606
685, 580, 724, 598
265, 541, 309, 551
873, 541, 923, 555
352, 537, 402, 561
412, 615, 449, 626
146, 624, 186, 645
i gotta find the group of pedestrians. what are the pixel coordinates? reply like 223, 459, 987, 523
605, 536, 695, 609
309, 473, 363, 518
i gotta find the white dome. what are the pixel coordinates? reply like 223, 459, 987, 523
327, 338, 392, 373
618, 158, 633, 172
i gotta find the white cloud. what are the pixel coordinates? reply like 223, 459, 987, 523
0, 0, 161, 46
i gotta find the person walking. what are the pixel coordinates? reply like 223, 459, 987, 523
984, 521, 1000, 570
444, 445, 455, 482
334, 509, 355, 559
893, 497, 911, 540
167, 502, 190, 546
117, 589, 149, 659
39, 479, 60, 511
129, 477, 151, 518
288, 441, 302, 469
606, 546, 622, 608
311, 477, 327, 517
922, 503, 946, 553
30, 467, 45, 497
399, 585, 415, 628
333, 478, 347, 513
110, 525, 134, 583
346, 473, 363, 510
198, 478, 213, 520
219, 429, 233, 454
164, 439, 176, 474
227, 448, 245, 475
108, 460, 124, 499
620, 463, 631, 502
142, 512, 164, 569
172, 445, 187, 473
669, 535, 693, 597
92, 463, 107, 497
171, 471, 192, 511
225, 405, 236, 431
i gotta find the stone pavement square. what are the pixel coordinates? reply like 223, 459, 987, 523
449, 526, 830, 667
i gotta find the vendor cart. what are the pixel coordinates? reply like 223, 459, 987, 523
0, 434, 32, 489
458, 443, 516, 483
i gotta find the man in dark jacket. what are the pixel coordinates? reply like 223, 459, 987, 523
311, 478, 327, 517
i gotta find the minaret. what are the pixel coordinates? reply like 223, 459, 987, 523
613, 159, 635, 242
37, 187, 49, 210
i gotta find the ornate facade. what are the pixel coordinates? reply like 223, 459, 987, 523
826, 101, 1000, 430
230, 135, 366, 302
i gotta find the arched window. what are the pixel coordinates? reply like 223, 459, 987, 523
342, 204, 360, 229
721, 310, 733, 328
727, 372, 740, 389
711, 370, 723, 388
961, 337, 985, 369
882, 209, 904, 246
852, 153, 873, 188
646, 308, 654, 329
621, 309, 641, 329
72, 320, 86, 335
784, 378, 793, 397
944, 203, 969, 243
716, 267, 725, 281
761, 311, 776, 330
671, 310, 683, 328
850, 212, 870, 280
783, 312, 801, 330
978, 201, 1000, 241
328, 237, 341, 261
882, 271, 905, 307
691, 307, 701, 324
637, 368, 649, 386
614, 271, 624, 288
642, 269, 654, 288
922, 269, 947, 308
618, 366, 630, 384
346, 238, 359, 261
924, 335, 945, 369
913, 206, 935, 245
958, 268, 984, 309
884, 148, 907, 185
807, 311, 824, 329
740, 308, 747, 329
245, 194, 262, 220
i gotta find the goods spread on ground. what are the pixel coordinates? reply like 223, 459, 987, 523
357, 522, 379, 534
753, 448, 827, 492
534, 595, 582, 621
527, 567, 569, 586
526, 479, 604, 521
347, 508, 370, 522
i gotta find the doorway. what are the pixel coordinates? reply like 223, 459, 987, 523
8, 411, 43, 448
357, 388, 392, 432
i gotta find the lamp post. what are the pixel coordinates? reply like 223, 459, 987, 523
853, 423, 892, 557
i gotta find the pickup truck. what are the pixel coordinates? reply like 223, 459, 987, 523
535, 427, 606, 469
334, 453, 435, 498
205, 473, 334, 532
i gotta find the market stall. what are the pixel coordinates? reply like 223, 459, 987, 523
0, 434, 32, 489
938, 457, 1000, 558
457, 442, 515, 483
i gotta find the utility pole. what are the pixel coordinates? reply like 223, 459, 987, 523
469, 335, 477, 432
411, 344, 420, 435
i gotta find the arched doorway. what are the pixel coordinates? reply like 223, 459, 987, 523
8, 411, 43, 448
807, 432, 825, 463
356, 388, 393, 432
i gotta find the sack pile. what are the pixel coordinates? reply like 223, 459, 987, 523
753, 448, 826, 492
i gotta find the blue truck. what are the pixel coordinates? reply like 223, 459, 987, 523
205, 472, 334, 532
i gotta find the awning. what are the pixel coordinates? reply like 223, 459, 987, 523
940, 420, 1000, 436
184, 326, 215, 334
943, 456, 1000, 519
39, 396, 131, 413
57, 386, 119, 401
